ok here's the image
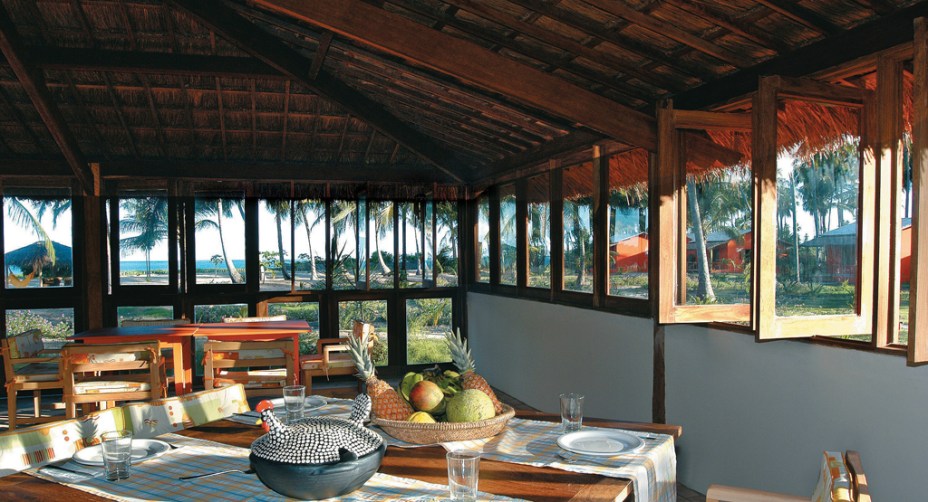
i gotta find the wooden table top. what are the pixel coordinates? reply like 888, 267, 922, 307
71, 320, 311, 340
0, 386, 681, 501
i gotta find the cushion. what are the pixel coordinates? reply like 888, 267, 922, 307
11, 362, 60, 383
302, 355, 354, 371
7, 329, 45, 359
212, 349, 284, 360
73, 380, 152, 395
811, 451, 853, 502
69, 351, 147, 365
0, 419, 84, 477
222, 315, 287, 323
217, 368, 288, 388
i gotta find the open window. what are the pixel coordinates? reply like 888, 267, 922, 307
754, 76, 875, 340
657, 106, 753, 324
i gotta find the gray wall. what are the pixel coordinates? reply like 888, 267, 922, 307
467, 292, 928, 501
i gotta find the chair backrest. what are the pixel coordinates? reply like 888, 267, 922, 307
844, 451, 870, 502
2, 329, 59, 381
352, 320, 375, 340
121, 318, 191, 327
221, 315, 287, 323
810, 450, 870, 502
60, 341, 165, 411
203, 339, 295, 396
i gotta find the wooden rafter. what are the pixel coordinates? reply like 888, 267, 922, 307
675, 2, 928, 110
168, 0, 468, 183
309, 30, 333, 80
0, 3, 93, 193
667, 0, 788, 54
582, 0, 754, 68
335, 114, 350, 164
471, 130, 604, 188
363, 129, 377, 164
851, 0, 895, 15
755, 0, 840, 35
250, 80, 258, 160
281, 79, 290, 160
252, 0, 657, 151
63, 72, 110, 160
216, 78, 228, 161
0, 84, 44, 151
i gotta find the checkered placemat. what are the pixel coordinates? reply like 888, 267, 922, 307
378, 418, 676, 502
29, 433, 518, 501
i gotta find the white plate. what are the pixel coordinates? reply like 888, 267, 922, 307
557, 430, 645, 456
73, 439, 171, 466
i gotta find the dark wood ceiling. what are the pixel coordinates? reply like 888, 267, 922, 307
0, 0, 924, 191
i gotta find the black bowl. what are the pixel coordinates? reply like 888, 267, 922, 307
249, 442, 386, 500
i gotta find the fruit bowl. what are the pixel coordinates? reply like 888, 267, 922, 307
372, 404, 515, 444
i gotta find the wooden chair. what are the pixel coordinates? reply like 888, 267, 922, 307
221, 315, 287, 323
1, 329, 65, 430
203, 339, 295, 397
120, 318, 191, 394
300, 321, 373, 394
60, 341, 165, 419
706, 451, 870, 502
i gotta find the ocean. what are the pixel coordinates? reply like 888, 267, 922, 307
120, 260, 246, 272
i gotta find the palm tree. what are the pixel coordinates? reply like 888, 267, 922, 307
265, 200, 292, 281
6, 197, 55, 264
563, 196, 593, 289
295, 199, 325, 281
330, 200, 357, 287
370, 201, 393, 275
195, 197, 243, 283
687, 178, 716, 302
119, 196, 168, 280
435, 201, 458, 274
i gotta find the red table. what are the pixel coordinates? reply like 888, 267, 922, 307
70, 320, 310, 394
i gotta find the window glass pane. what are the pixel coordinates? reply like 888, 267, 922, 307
609, 150, 649, 298
436, 201, 459, 287
399, 202, 424, 288
775, 101, 861, 329
358, 199, 368, 289
193, 303, 247, 376
338, 300, 388, 366
294, 199, 326, 290
424, 202, 434, 287
4, 194, 73, 289
117, 306, 174, 325
527, 174, 550, 289
369, 201, 395, 289
6, 308, 74, 349
259, 199, 292, 291
331, 200, 358, 290
898, 65, 914, 345
476, 196, 490, 283
118, 191, 169, 286
499, 184, 517, 286
406, 298, 452, 365
683, 134, 752, 306
268, 302, 320, 356
194, 194, 245, 285
563, 163, 594, 293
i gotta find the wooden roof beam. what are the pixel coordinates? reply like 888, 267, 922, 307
168, 0, 468, 183
850, 0, 895, 15
309, 30, 333, 80
582, 0, 755, 69
0, 4, 94, 194
667, 0, 789, 54
251, 0, 657, 151
755, 0, 840, 35
674, 2, 928, 110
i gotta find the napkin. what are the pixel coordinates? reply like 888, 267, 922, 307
38, 461, 104, 483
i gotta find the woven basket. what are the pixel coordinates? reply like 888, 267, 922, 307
372, 405, 515, 444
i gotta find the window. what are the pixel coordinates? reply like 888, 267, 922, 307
6, 308, 74, 349
117, 191, 169, 286
259, 199, 293, 291
406, 298, 452, 364
116, 306, 174, 325
499, 184, 517, 286
435, 201, 459, 287
294, 199, 326, 290
194, 303, 248, 323
331, 200, 359, 290
194, 193, 246, 285
527, 174, 551, 289
562, 163, 594, 294
608, 150, 649, 299
475, 195, 490, 283
3, 191, 73, 289
369, 200, 396, 289
268, 302, 320, 356
339, 300, 388, 365
399, 202, 424, 288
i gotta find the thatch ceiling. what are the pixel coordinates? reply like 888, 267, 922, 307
0, 0, 923, 190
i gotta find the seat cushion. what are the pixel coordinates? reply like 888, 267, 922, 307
11, 362, 60, 383
69, 351, 147, 365
301, 354, 354, 371
212, 349, 283, 361
216, 368, 288, 388
811, 451, 852, 502
7, 330, 45, 359
73, 380, 152, 395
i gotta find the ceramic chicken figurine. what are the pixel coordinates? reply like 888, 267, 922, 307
250, 394, 383, 465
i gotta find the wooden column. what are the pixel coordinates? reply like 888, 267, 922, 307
82, 163, 104, 329
909, 18, 928, 364
592, 145, 607, 307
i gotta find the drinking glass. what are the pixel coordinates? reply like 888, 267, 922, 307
283, 385, 306, 424
559, 393, 584, 433
101, 430, 133, 481
447, 449, 480, 501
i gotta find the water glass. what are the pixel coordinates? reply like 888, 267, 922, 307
101, 430, 133, 481
283, 385, 306, 424
559, 393, 584, 433
447, 450, 480, 501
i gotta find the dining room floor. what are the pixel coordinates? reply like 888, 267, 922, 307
1, 380, 707, 500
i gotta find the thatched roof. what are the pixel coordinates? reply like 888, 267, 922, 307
0, 0, 921, 190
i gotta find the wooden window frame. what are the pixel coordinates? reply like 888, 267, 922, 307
754, 76, 876, 340
909, 18, 928, 364
656, 105, 753, 324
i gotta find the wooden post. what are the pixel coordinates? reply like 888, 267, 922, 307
909, 18, 928, 364
82, 163, 104, 330
592, 144, 607, 307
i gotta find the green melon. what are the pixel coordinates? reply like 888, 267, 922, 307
446, 389, 495, 423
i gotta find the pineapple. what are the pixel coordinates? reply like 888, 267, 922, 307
445, 329, 503, 414
347, 332, 413, 421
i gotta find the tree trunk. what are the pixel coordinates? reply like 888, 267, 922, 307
686, 179, 715, 302
790, 171, 801, 283
301, 208, 319, 281
374, 220, 391, 274
217, 210, 242, 283
276, 213, 291, 280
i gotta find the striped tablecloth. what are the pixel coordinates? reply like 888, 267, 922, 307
30, 433, 517, 501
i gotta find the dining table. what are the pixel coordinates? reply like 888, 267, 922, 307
0, 404, 681, 501
70, 320, 311, 394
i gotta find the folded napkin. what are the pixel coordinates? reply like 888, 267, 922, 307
38, 461, 104, 483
